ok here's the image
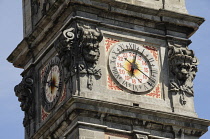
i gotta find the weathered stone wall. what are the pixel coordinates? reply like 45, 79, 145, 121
22, 0, 188, 37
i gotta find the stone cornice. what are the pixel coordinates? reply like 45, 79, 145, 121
73, 96, 210, 127
33, 96, 210, 138
7, 0, 204, 69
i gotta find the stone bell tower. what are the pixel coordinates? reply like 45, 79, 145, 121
8, 0, 210, 138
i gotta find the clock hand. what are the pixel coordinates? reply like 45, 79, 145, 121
125, 58, 155, 84
51, 70, 53, 85
136, 68, 155, 84
121, 66, 132, 80
124, 58, 135, 75
124, 58, 132, 64
122, 66, 142, 83
46, 80, 59, 88
131, 52, 138, 75
133, 75, 142, 84
133, 51, 137, 64
125, 57, 140, 76
46, 80, 52, 87
52, 84, 59, 88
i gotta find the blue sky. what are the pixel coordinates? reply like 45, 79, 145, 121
0, 0, 209, 138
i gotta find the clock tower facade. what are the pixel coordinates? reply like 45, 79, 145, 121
8, 0, 210, 138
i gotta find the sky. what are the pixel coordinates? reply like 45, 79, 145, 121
0, 0, 209, 138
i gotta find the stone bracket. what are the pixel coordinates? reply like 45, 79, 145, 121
54, 22, 103, 90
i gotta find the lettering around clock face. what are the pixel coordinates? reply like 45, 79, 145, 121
108, 42, 159, 93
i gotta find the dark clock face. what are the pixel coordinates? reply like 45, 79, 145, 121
108, 42, 159, 93
41, 57, 63, 112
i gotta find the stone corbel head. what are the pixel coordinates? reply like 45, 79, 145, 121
76, 23, 103, 64
168, 41, 198, 96
14, 76, 33, 112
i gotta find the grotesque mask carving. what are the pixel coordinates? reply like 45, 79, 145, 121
15, 77, 33, 112
168, 42, 198, 105
55, 23, 103, 90
14, 69, 34, 133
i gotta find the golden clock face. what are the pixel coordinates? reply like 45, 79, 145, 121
42, 57, 63, 112
108, 42, 159, 93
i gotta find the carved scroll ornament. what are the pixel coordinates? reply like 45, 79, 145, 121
54, 23, 103, 90
168, 42, 198, 105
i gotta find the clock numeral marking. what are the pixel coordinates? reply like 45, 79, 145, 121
112, 50, 120, 55
125, 76, 130, 81
122, 81, 132, 88
116, 62, 122, 68
141, 49, 145, 54
151, 69, 158, 75
147, 81, 153, 87
151, 74, 157, 78
142, 61, 147, 66
122, 80, 128, 88
144, 84, 149, 91
110, 55, 117, 64
144, 84, 148, 90
50, 96, 53, 102
124, 43, 140, 51
150, 64, 155, 67
137, 79, 142, 83
147, 79, 155, 87
112, 67, 118, 75
118, 44, 125, 52
152, 78, 156, 83
110, 60, 115, 64
132, 79, 137, 84
133, 85, 138, 91
118, 69, 125, 74
151, 69, 158, 78
117, 56, 123, 61
148, 58, 154, 62
112, 67, 121, 80
112, 56, 117, 60
46, 92, 50, 98
117, 44, 126, 52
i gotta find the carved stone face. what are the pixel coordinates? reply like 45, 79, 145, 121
175, 63, 191, 81
18, 89, 30, 111
82, 47, 100, 63
14, 84, 31, 112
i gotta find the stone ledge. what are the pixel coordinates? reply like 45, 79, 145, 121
33, 96, 210, 138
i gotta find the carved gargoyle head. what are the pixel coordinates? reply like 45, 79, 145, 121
170, 54, 198, 82
168, 43, 199, 98
77, 23, 103, 64
82, 46, 100, 63
169, 43, 199, 82
14, 77, 33, 112
170, 55, 191, 81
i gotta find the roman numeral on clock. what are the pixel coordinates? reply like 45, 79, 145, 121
148, 58, 154, 62
151, 69, 158, 74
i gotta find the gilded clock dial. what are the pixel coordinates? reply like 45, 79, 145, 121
108, 42, 159, 93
